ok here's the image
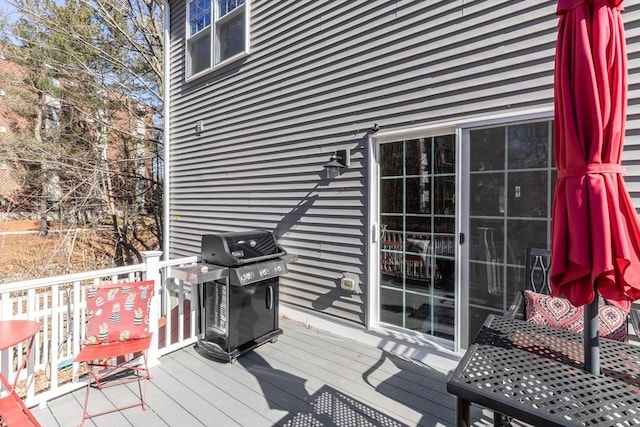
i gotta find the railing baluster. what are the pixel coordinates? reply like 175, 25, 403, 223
26, 288, 37, 401
72, 281, 82, 383
50, 284, 60, 391
0, 253, 201, 408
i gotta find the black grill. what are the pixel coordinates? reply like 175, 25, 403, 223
201, 230, 285, 266
196, 230, 287, 362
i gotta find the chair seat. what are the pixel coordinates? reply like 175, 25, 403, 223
74, 335, 152, 362
0, 393, 41, 427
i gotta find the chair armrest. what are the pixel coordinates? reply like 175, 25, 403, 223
630, 308, 640, 339
505, 291, 524, 319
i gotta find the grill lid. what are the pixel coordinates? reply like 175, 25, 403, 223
201, 230, 286, 266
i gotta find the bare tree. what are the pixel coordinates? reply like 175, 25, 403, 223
0, 0, 164, 272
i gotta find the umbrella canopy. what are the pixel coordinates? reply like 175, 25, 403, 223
551, 0, 640, 313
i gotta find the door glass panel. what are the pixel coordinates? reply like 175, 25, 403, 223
466, 121, 553, 343
406, 139, 431, 175
508, 122, 549, 169
380, 142, 403, 176
507, 171, 548, 217
379, 135, 456, 341
470, 128, 505, 171
380, 288, 403, 327
406, 177, 430, 214
435, 135, 455, 174
434, 176, 455, 214
506, 219, 548, 265
380, 179, 403, 213
469, 173, 504, 216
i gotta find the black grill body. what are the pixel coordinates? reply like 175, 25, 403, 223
196, 230, 286, 362
201, 230, 285, 266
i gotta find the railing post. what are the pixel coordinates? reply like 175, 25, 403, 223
141, 250, 163, 367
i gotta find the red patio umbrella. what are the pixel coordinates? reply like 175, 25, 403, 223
551, 0, 640, 374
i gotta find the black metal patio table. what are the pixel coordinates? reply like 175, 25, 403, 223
447, 314, 640, 426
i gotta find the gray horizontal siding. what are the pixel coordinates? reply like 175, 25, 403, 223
167, 0, 640, 326
620, 2, 640, 202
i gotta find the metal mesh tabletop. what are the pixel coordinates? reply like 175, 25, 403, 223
447, 315, 640, 426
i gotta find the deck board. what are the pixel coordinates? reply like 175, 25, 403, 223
30, 318, 505, 426
270, 327, 451, 418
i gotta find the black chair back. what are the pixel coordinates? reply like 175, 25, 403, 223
524, 247, 551, 294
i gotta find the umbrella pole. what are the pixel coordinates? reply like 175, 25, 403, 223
584, 284, 600, 375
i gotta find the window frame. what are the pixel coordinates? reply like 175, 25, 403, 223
185, 0, 251, 81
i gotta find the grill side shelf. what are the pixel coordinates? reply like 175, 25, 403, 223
171, 264, 229, 284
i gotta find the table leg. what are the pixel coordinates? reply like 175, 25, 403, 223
456, 397, 470, 427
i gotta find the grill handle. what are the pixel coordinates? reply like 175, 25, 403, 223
233, 250, 287, 266
267, 285, 273, 310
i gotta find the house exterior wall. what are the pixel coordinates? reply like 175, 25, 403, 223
167, 0, 640, 327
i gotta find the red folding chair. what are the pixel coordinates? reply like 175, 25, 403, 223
74, 280, 154, 426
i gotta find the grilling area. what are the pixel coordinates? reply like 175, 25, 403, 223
187, 230, 289, 362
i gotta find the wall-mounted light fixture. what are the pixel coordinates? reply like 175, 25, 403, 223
195, 120, 204, 135
323, 149, 350, 179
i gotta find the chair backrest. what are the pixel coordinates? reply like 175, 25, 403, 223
84, 280, 154, 345
524, 247, 551, 295
519, 248, 630, 342
506, 248, 551, 319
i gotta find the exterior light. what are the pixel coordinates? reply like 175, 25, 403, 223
323, 149, 350, 179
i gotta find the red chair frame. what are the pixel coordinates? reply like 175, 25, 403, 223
74, 280, 154, 426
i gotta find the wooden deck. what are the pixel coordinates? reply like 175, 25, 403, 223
31, 318, 501, 427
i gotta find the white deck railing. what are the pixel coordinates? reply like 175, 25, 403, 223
0, 251, 200, 408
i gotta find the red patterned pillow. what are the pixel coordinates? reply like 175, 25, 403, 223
523, 290, 628, 342
84, 280, 154, 344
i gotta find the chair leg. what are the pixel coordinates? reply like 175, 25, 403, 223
78, 372, 94, 427
138, 352, 150, 410
78, 353, 151, 425
493, 412, 513, 427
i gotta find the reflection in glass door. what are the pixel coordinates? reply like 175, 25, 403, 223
379, 135, 456, 340
466, 120, 554, 343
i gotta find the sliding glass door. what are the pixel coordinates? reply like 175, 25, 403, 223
465, 120, 554, 342
378, 135, 456, 340
374, 118, 553, 348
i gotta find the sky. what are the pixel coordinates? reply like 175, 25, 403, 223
1, 1, 64, 24
0, 1, 20, 23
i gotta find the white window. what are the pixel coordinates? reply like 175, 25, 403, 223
136, 117, 146, 138
186, 0, 250, 79
45, 95, 61, 132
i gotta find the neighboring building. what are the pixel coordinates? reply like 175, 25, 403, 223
164, 0, 640, 352
0, 51, 154, 218
105, 98, 155, 214
0, 52, 32, 208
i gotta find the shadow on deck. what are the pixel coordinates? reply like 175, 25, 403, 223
31, 318, 500, 426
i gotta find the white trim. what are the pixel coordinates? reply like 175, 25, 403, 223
163, 0, 171, 260
366, 131, 377, 331
280, 305, 460, 374
184, 0, 251, 81
456, 126, 467, 353
374, 107, 554, 143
